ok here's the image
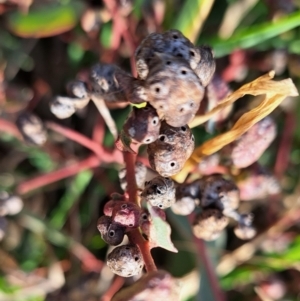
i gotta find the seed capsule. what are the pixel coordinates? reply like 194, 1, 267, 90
141, 176, 176, 209
123, 104, 161, 144
107, 244, 144, 277
193, 209, 229, 241
0, 192, 23, 216
50, 96, 77, 119
134, 29, 215, 87
223, 116, 276, 168
16, 112, 47, 145
112, 202, 141, 228
147, 122, 195, 176
97, 215, 125, 246
119, 161, 147, 191
200, 174, 240, 212
89, 63, 127, 102
234, 225, 256, 240
236, 164, 280, 201
171, 180, 202, 215
66, 80, 90, 109
116, 53, 204, 127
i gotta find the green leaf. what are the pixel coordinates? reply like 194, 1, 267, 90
147, 204, 178, 253
49, 170, 93, 230
6, 1, 84, 38
173, 0, 215, 42
203, 10, 300, 57
100, 21, 113, 48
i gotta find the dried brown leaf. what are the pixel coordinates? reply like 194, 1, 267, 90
174, 71, 298, 182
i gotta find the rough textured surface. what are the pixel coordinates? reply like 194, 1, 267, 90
119, 161, 148, 191
89, 63, 127, 102
0, 192, 23, 216
112, 202, 141, 228
112, 270, 181, 301
97, 215, 125, 246
224, 116, 277, 168
16, 112, 47, 145
200, 174, 240, 212
193, 209, 229, 241
135, 29, 215, 87
141, 176, 176, 209
123, 104, 161, 144
107, 244, 144, 277
171, 180, 202, 215
147, 122, 194, 176
234, 225, 257, 240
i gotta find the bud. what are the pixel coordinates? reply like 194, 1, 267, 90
141, 176, 176, 209
200, 174, 240, 212
147, 122, 194, 176
97, 215, 125, 246
89, 63, 127, 102
123, 104, 161, 144
119, 161, 148, 191
0, 192, 23, 216
193, 209, 228, 241
107, 244, 144, 277
16, 112, 47, 145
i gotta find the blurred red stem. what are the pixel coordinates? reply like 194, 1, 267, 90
92, 115, 105, 144
17, 155, 100, 195
189, 215, 225, 301
72, 241, 103, 272
0, 118, 23, 140
197, 239, 226, 301
100, 276, 125, 301
123, 151, 157, 272
46, 121, 123, 163
274, 112, 296, 179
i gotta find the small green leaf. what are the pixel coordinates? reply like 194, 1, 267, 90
6, 1, 84, 38
148, 204, 178, 253
49, 170, 93, 230
203, 10, 300, 57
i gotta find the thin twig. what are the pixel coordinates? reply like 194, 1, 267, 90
17, 155, 100, 195
188, 215, 225, 301
100, 276, 125, 301
274, 112, 296, 179
123, 151, 157, 272
46, 121, 123, 163
90, 94, 118, 140
0, 118, 23, 140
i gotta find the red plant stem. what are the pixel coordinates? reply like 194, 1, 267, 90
46, 121, 123, 164
92, 115, 105, 144
124, 152, 138, 204
72, 241, 103, 272
188, 215, 225, 301
0, 118, 23, 140
123, 151, 157, 272
17, 155, 100, 195
100, 276, 125, 301
197, 239, 226, 301
274, 112, 296, 179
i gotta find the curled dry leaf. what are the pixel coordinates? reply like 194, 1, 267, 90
174, 71, 299, 182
